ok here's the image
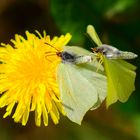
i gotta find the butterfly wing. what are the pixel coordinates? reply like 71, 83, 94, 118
104, 58, 136, 107
57, 63, 106, 124
64, 45, 92, 55
87, 25, 102, 46
77, 64, 107, 109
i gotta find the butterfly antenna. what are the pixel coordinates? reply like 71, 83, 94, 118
45, 52, 58, 56
45, 43, 60, 52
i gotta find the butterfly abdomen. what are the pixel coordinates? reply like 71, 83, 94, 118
75, 56, 92, 64
117, 51, 138, 59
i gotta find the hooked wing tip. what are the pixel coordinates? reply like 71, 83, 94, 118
87, 25, 95, 32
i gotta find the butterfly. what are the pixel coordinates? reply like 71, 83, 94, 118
46, 43, 107, 124
87, 25, 137, 107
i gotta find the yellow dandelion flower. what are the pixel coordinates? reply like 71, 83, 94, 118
0, 30, 71, 126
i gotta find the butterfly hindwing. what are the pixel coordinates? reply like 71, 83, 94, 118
57, 63, 100, 124
104, 58, 136, 107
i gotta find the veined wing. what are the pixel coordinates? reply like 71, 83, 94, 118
57, 63, 99, 124
77, 64, 107, 109
87, 25, 102, 46
104, 58, 136, 107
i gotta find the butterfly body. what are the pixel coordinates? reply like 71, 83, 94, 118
58, 50, 93, 64
94, 44, 138, 59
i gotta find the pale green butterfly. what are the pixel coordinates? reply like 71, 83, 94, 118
53, 45, 107, 124
87, 25, 137, 107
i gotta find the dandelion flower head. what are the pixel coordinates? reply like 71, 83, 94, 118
0, 31, 71, 126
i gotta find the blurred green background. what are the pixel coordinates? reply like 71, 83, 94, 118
0, 0, 140, 140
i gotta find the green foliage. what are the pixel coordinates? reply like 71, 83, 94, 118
50, 0, 139, 44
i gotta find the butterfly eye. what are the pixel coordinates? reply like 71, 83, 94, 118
91, 48, 98, 52
56, 52, 62, 57
91, 47, 104, 54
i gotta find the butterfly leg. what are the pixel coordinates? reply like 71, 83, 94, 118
96, 53, 103, 72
